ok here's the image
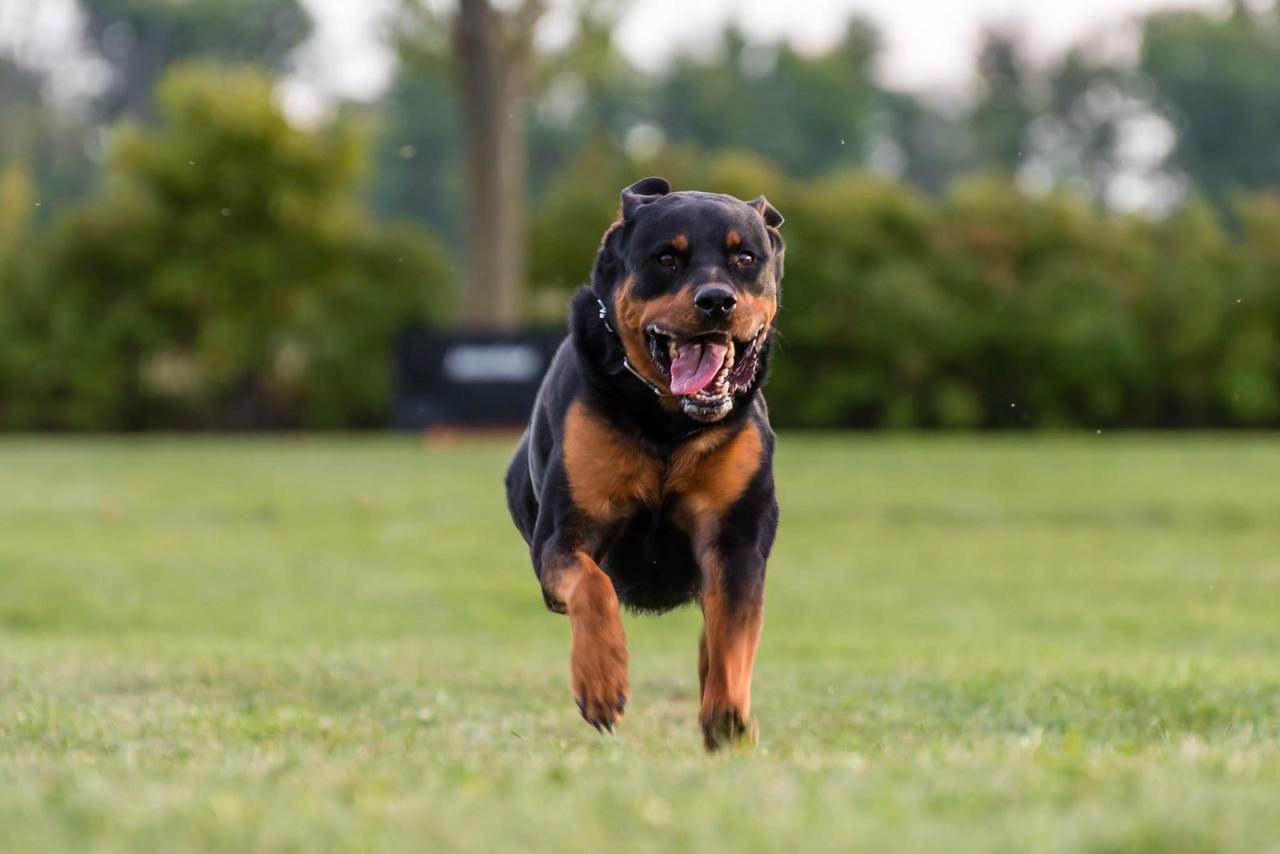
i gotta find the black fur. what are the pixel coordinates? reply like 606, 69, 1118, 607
504, 178, 783, 614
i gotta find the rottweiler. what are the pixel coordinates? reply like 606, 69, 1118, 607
505, 177, 783, 751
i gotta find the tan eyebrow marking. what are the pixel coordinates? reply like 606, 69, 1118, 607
671, 234, 688, 252
725, 230, 742, 249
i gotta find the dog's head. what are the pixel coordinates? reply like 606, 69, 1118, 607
591, 177, 785, 423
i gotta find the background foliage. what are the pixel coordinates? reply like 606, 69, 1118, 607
528, 148, 1280, 429
2, 0, 1280, 428
0, 64, 449, 429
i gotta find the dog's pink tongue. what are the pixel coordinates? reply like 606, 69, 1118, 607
669, 340, 728, 396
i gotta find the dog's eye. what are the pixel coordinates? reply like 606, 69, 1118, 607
657, 253, 676, 268
734, 251, 756, 267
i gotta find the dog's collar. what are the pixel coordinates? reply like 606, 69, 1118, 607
597, 297, 665, 397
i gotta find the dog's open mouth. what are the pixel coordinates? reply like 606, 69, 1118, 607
645, 325, 765, 420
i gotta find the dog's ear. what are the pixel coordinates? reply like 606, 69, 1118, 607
750, 195, 784, 228
751, 195, 785, 275
620, 176, 671, 220
591, 220, 627, 295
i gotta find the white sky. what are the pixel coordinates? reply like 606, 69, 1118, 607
2, 0, 1232, 109
294, 0, 1228, 105
0, 0, 1234, 211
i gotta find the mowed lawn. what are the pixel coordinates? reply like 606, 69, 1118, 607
2, 435, 1280, 853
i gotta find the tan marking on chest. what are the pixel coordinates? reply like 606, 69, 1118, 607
667, 422, 764, 520
563, 400, 662, 520
564, 402, 764, 525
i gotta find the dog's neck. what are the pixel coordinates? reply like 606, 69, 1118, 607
593, 296, 667, 398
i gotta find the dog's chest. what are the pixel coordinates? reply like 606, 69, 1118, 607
562, 401, 762, 526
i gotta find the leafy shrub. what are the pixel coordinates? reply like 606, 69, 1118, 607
0, 63, 451, 429
528, 146, 1280, 429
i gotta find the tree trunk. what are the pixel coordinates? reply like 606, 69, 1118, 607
454, 0, 539, 330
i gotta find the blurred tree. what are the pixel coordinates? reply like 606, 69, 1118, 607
1139, 0, 1280, 204
0, 164, 34, 254
878, 91, 969, 194
391, 0, 546, 330
453, 0, 545, 330
526, 135, 632, 309
0, 63, 450, 429
1230, 192, 1280, 422
1035, 49, 1131, 201
76, 0, 312, 120
0, 53, 43, 144
525, 0, 641, 197
652, 22, 880, 178
0, 55, 95, 221
368, 47, 462, 245
967, 28, 1035, 175
376, 0, 638, 243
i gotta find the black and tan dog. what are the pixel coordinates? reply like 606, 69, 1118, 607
505, 177, 783, 751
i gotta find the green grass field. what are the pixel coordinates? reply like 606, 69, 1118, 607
2, 434, 1280, 852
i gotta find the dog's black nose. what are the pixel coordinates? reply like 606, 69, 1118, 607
694, 286, 737, 319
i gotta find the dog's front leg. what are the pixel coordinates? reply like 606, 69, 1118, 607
541, 546, 628, 733
697, 542, 765, 751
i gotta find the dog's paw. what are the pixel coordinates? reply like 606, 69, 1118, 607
570, 620, 628, 734
701, 707, 758, 752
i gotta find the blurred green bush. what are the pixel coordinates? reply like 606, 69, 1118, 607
0, 63, 451, 430
1, 65, 1277, 430
528, 146, 1280, 429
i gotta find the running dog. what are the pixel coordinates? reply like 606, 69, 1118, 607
505, 177, 784, 750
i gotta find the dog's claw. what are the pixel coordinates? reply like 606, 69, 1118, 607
702, 710, 759, 752
617, 693, 626, 712
605, 720, 615, 735
575, 696, 586, 716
